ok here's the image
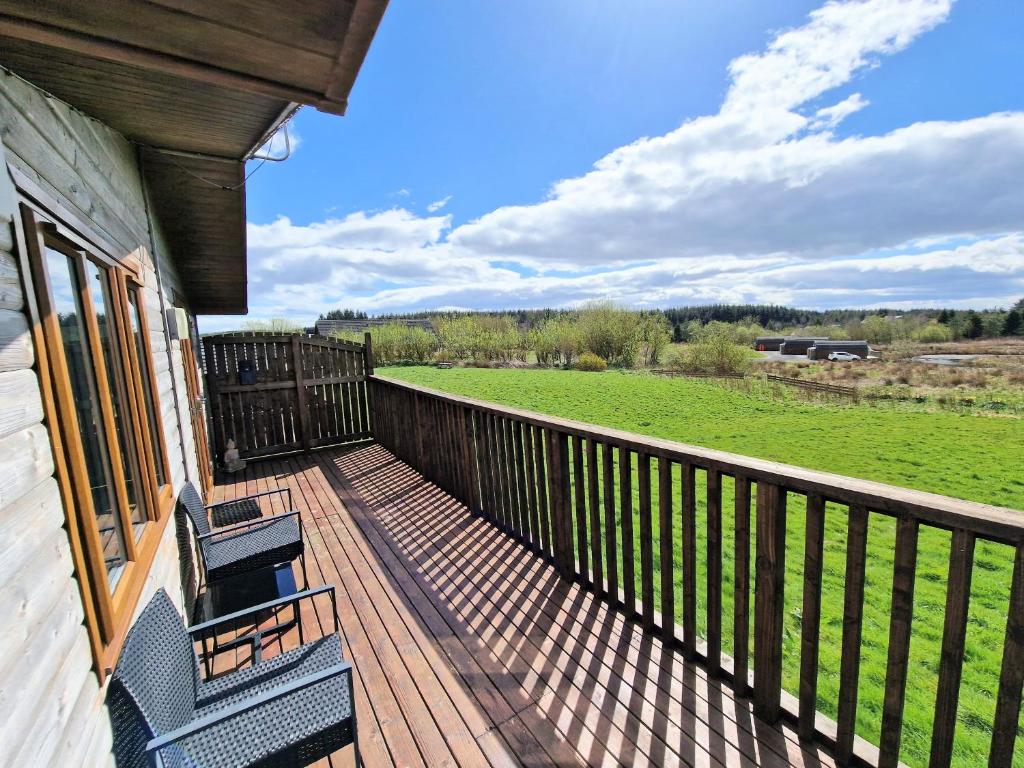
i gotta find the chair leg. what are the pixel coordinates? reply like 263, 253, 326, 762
300, 551, 310, 590
352, 717, 360, 768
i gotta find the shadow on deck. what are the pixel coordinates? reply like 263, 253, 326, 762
213, 443, 835, 768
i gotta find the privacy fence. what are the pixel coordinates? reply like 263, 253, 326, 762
369, 374, 1024, 768
202, 333, 373, 460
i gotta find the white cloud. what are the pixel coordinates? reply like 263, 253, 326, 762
217, 0, 1024, 329
427, 196, 452, 212
810, 92, 870, 129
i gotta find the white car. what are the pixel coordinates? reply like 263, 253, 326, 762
827, 351, 862, 361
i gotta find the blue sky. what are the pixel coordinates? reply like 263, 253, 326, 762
206, 0, 1024, 330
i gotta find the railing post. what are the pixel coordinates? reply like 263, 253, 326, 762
362, 331, 375, 437
290, 334, 312, 452
546, 429, 573, 578
990, 542, 1024, 767
363, 330, 374, 374
754, 481, 787, 723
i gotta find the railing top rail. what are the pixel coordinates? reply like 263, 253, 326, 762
372, 375, 1024, 544
202, 332, 365, 349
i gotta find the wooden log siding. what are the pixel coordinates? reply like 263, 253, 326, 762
202, 333, 370, 461
368, 375, 1024, 768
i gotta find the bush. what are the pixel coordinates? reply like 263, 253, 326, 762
433, 314, 528, 363
634, 313, 672, 367
333, 323, 436, 364
531, 317, 583, 367
913, 322, 953, 343
671, 325, 754, 374
577, 302, 640, 368
575, 352, 608, 372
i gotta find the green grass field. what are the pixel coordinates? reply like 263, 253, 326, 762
380, 366, 1024, 767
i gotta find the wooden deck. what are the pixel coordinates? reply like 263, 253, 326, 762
212, 443, 838, 768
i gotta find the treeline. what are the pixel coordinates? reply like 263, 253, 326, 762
330, 303, 672, 368
240, 299, 1024, 357
332, 299, 1024, 344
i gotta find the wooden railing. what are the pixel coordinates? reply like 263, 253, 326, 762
202, 333, 373, 460
369, 375, 1024, 768
764, 372, 859, 400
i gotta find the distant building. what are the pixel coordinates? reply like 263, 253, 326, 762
754, 335, 829, 352
754, 336, 787, 351
807, 340, 872, 360
315, 318, 434, 337
778, 337, 829, 355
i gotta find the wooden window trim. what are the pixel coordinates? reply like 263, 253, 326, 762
15, 198, 176, 680
126, 278, 174, 507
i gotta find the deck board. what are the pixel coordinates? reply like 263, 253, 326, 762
212, 443, 837, 768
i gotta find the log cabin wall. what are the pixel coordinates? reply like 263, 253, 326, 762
0, 71, 204, 766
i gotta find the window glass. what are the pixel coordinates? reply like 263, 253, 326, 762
45, 247, 129, 584
126, 287, 167, 488
85, 260, 148, 539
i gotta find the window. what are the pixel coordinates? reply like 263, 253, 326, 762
126, 285, 168, 489
20, 203, 173, 675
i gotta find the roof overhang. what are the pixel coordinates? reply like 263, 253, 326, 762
0, 0, 387, 313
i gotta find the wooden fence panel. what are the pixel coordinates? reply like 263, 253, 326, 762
203, 332, 370, 461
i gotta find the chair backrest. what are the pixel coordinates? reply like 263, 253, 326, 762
179, 482, 211, 538
110, 589, 200, 739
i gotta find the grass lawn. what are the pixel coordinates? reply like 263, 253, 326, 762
380, 366, 1024, 767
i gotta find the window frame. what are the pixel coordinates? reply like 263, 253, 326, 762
16, 197, 175, 678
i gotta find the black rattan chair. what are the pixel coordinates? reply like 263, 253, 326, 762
180, 483, 307, 590
109, 588, 358, 768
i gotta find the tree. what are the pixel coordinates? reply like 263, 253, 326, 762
983, 312, 1007, 338
1013, 297, 1024, 313
859, 315, 892, 344
318, 308, 368, 320
964, 310, 984, 339
937, 308, 952, 324
1004, 310, 1023, 337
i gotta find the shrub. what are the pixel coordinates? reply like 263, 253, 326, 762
913, 322, 953, 343
671, 326, 754, 375
532, 317, 583, 367
634, 313, 672, 367
433, 314, 528, 363
334, 323, 437, 364
577, 302, 640, 367
575, 352, 608, 371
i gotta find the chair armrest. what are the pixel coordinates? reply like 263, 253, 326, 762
206, 487, 292, 510
146, 662, 352, 756
197, 509, 300, 541
188, 585, 337, 636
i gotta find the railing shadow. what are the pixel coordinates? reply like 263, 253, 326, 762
303, 441, 830, 768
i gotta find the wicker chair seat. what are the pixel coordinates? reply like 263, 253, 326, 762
165, 636, 352, 768
202, 516, 303, 582
197, 634, 342, 709
110, 590, 356, 768
210, 497, 263, 528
